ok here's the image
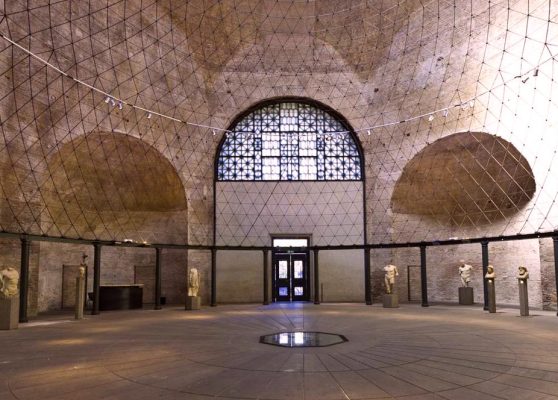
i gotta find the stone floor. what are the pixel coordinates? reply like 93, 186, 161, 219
1, 303, 558, 399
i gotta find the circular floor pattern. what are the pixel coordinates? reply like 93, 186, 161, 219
1, 303, 558, 400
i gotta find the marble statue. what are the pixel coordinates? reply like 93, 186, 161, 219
485, 265, 495, 279
458, 260, 473, 287
188, 268, 200, 297
383, 264, 399, 294
517, 266, 529, 280
0, 267, 19, 299
485, 264, 497, 313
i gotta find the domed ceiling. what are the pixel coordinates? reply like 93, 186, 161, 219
0, 1, 557, 244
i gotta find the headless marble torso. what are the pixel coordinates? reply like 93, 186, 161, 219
383, 264, 399, 294
188, 268, 200, 297
459, 263, 473, 287
0, 267, 19, 298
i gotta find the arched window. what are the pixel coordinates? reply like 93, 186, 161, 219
217, 100, 363, 181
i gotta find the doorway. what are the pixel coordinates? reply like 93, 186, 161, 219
272, 238, 310, 302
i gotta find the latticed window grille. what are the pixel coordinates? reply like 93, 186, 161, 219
217, 101, 362, 181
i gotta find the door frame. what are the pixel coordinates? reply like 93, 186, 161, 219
271, 235, 311, 302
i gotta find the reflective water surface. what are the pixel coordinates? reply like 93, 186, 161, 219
260, 331, 347, 347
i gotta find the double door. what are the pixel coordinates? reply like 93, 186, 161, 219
273, 252, 309, 302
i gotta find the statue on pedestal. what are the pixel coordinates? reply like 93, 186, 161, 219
458, 260, 473, 287
458, 260, 474, 305
517, 266, 529, 316
383, 264, 399, 294
0, 267, 19, 299
186, 267, 201, 310
0, 267, 20, 330
484, 264, 496, 313
75, 266, 86, 320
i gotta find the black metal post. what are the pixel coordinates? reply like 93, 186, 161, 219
314, 249, 320, 304
154, 247, 162, 310
263, 249, 269, 305
365, 248, 372, 305
19, 236, 30, 323
83, 254, 89, 313
553, 237, 558, 316
420, 245, 429, 307
481, 240, 489, 311
92, 242, 101, 315
211, 248, 217, 307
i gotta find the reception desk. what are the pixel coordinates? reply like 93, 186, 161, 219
99, 285, 143, 311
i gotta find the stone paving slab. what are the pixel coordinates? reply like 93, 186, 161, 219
0, 303, 557, 399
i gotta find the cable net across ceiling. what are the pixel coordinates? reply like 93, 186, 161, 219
1, 1, 558, 247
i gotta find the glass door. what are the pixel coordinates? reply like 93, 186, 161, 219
291, 254, 307, 301
273, 252, 309, 301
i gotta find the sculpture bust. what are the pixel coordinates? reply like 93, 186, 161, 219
485, 265, 495, 279
383, 264, 399, 294
458, 260, 473, 287
517, 266, 529, 280
0, 267, 20, 299
78, 266, 86, 278
188, 268, 200, 297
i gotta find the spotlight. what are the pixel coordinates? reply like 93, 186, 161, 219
428, 114, 434, 122
212, 129, 217, 136
147, 112, 152, 119
104, 96, 111, 103
367, 130, 371, 136
110, 98, 116, 107
117, 101, 123, 110
442, 109, 449, 117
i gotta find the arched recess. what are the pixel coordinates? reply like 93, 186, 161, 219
214, 97, 365, 247
391, 131, 536, 227
214, 98, 366, 303
42, 132, 188, 244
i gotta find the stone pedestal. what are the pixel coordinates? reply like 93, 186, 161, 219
185, 296, 201, 310
0, 297, 19, 330
75, 277, 85, 320
518, 279, 529, 316
458, 287, 474, 305
382, 293, 399, 308
487, 278, 496, 313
